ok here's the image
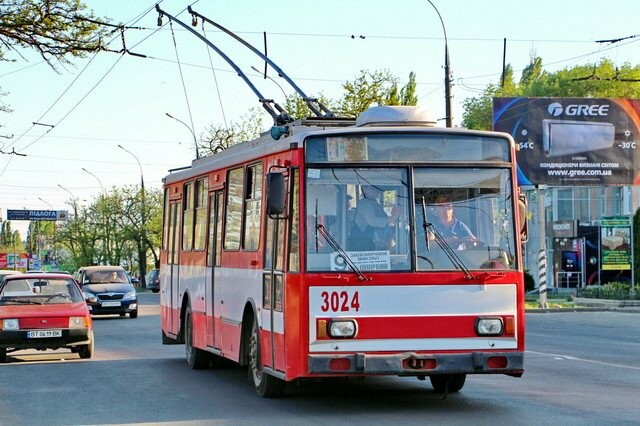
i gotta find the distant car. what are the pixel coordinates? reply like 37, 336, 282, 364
0, 273, 94, 363
0, 270, 20, 282
146, 269, 160, 293
76, 266, 138, 318
126, 272, 139, 285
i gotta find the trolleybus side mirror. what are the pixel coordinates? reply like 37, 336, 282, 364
518, 193, 528, 243
266, 172, 286, 218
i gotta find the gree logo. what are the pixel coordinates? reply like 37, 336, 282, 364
547, 102, 609, 116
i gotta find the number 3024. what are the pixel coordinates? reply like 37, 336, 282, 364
320, 290, 360, 313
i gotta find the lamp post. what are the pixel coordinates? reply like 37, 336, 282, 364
427, 0, 453, 127
118, 144, 147, 288
82, 168, 104, 196
251, 65, 288, 100
166, 112, 200, 159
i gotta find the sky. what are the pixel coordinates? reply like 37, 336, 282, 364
1, 0, 639, 236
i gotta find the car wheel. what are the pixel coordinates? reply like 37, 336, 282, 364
130, 310, 138, 319
0, 347, 7, 363
430, 374, 466, 393
152, 289, 159, 293
78, 331, 94, 359
248, 319, 284, 398
184, 304, 208, 369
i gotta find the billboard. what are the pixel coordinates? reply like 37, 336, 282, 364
492, 97, 640, 186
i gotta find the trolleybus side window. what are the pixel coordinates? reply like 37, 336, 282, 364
243, 162, 263, 251
224, 167, 244, 251
162, 188, 169, 250
194, 177, 208, 251
182, 181, 194, 251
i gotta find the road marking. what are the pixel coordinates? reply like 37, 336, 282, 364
527, 350, 640, 371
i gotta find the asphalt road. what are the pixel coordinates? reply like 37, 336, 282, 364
1, 293, 639, 425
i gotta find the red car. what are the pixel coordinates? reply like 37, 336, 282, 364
0, 273, 94, 363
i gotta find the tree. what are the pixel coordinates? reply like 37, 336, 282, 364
200, 69, 419, 154
55, 185, 163, 277
461, 58, 640, 130
336, 69, 418, 117
198, 108, 265, 157
0, 0, 108, 70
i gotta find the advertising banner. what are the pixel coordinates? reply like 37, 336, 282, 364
600, 216, 631, 271
6, 209, 69, 221
492, 97, 640, 186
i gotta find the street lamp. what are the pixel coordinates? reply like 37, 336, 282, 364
166, 112, 200, 159
82, 168, 104, 196
251, 65, 288, 100
426, 0, 453, 127
118, 144, 148, 288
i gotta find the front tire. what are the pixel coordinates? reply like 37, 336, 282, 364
0, 347, 6, 363
184, 304, 208, 369
248, 320, 284, 398
129, 310, 138, 319
430, 374, 466, 393
78, 331, 94, 359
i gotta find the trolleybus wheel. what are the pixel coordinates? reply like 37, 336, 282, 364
430, 374, 466, 393
249, 319, 284, 398
184, 304, 209, 369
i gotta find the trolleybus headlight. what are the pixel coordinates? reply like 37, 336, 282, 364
328, 319, 357, 338
475, 318, 504, 336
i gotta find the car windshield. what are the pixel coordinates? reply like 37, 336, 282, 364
85, 270, 128, 284
0, 278, 84, 304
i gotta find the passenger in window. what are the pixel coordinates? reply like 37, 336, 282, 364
430, 195, 477, 249
348, 185, 401, 251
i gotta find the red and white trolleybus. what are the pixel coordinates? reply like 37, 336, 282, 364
160, 105, 527, 397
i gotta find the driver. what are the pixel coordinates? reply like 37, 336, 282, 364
430, 195, 477, 249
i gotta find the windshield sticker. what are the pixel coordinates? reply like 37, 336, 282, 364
330, 251, 390, 271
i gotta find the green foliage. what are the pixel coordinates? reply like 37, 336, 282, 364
578, 282, 639, 300
523, 269, 535, 292
0, 0, 108, 68
336, 69, 418, 117
55, 185, 163, 276
461, 58, 640, 130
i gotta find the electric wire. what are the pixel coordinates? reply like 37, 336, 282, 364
168, 18, 198, 158
202, 23, 228, 129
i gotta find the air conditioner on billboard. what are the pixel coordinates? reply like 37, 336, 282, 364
542, 119, 615, 157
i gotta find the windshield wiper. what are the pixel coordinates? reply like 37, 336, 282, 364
425, 220, 475, 280
316, 224, 368, 281
1, 298, 43, 305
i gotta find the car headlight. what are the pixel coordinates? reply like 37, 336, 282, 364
1, 319, 19, 330
475, 317, 504, 336
328, 319, 357, 338
123, 290, 137, 300
69, 316, 91, 328
83, 291, 95, 300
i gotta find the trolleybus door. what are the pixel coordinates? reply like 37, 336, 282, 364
167, 201, 181, 336
263, 199, 286, 372
206, 191, 224, 349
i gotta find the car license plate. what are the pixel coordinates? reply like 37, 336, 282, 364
27, 330, 62, 338
102, 301, 121, 307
